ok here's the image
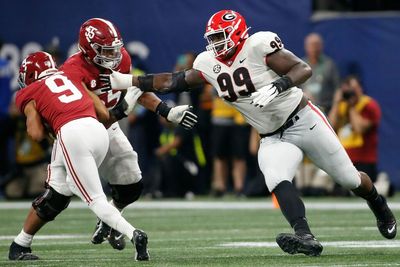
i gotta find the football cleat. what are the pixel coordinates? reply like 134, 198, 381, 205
92, 219, 126, 250
108, 228, 126, 250
91, 219, 111, 244
368, 196, 397, 239
132, 229, 149, 261
276, 232, 323, 256
8, 241, 39, 260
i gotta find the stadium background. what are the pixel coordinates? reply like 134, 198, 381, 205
1, 0, 400, 189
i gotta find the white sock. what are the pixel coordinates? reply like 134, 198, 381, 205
14, 230, 33, 248
90, 198, 135, 240
110, 199, 124, 213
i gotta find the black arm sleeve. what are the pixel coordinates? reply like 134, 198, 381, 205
138, 71, 190, 93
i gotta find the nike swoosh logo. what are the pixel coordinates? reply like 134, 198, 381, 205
114, 234, 124, 240
388, 224, 396, 234
309, 124, 317, 130
239, 58, 246, 63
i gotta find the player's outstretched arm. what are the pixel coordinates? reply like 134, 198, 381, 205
23, 101, 45, 142
100, 69, 205, 93
137, 93, 198, 130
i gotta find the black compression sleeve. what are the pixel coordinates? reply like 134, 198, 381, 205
138, 74, 154, 92
171, 71, 190, 92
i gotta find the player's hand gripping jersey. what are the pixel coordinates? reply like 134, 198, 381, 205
193, 31, 303, 134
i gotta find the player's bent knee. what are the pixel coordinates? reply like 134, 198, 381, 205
109, 180, 143, 207
32, 187, 71, 221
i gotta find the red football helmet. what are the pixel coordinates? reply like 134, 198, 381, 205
78, 18, 123, 69
204, 10, 249, 59
18, 51, 58, 89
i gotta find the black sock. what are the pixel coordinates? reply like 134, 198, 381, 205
363, 186, 384, 207
273, 181, 311, 235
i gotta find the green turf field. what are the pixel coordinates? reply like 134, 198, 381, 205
1, 197, 400, 266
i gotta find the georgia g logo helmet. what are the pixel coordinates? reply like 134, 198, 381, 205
204, 10, 249, 59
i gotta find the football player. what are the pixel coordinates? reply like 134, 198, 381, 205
8, 52, 149, 261
60, 18, 197, 250
103, 10, 397, 256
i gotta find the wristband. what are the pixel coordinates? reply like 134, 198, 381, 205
155, 101, 172, 119
272, 75, 293, 93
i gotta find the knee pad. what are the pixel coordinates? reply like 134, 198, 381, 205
109, 180, 143, 208
32, 187, 71, 222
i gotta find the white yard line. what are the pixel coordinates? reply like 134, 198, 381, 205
219, 240, 400, 248
1, 201, 400, 210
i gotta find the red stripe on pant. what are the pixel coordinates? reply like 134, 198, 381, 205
58, 133, 93, 203
307, 102, 336, 135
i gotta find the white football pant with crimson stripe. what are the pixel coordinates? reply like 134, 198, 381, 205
48, 117, 136, 240
258, 101, 361, 192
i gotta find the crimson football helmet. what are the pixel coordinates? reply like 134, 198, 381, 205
78, 18, 124, 69
18, 51, 58, 89
204, 10, 249, 59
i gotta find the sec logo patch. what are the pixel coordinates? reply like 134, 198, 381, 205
213, 64, 221, 73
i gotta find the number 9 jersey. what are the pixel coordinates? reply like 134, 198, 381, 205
15, 69, 97, 134
193, 31, 303, 134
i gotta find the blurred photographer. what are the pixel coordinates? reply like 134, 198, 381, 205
328, 75, 381, 183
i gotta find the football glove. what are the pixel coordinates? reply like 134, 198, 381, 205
167, 105, 198, 130
110, 86, 143, 120
250, 83, 279, 108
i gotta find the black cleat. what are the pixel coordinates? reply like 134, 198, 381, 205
92, 219, 126, 250
276, 232, 323, 256
132, 229, 149, 261
368, 196, 397, 239
108, 228, 126, 250
91, 219, 111, 244
9, 241, 39, 260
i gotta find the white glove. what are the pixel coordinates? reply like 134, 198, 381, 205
99, 71, 133, 90
123, 86, 143, 115
167, 105, 198, 130
250, 84, 279, 108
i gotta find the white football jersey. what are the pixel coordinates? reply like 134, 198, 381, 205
193, 31, 303, 134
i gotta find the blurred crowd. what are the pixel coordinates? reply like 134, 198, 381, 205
0, 31, 395, 200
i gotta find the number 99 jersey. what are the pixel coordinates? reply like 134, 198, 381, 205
193, 31, 303, 134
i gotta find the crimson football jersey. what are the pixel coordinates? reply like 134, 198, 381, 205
60, 47, 131, 109
15, 69, 97, 134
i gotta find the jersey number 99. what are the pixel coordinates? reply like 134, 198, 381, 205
217, 67, 255, 102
